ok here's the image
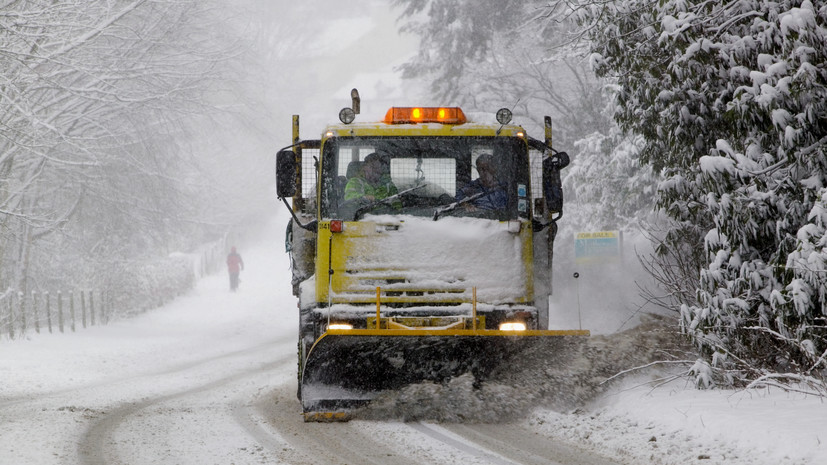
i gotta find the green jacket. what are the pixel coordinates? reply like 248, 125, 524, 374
344, 175, 401, 208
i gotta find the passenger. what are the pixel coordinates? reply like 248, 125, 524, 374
344, 152, 401, 208
456, 153, 507, 210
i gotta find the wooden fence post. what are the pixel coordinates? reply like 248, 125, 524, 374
33, 291, 40, 334
69, 290, 76, 332
18, 292, 26, 336
46, 291, 52, 333
105, 290, 111, 324
6, 295, 13, 340
81, 290, 87, 329
90, 290, 96, 326
99, 290, 106, 324
58, 291, 64, 333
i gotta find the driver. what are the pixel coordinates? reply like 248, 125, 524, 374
456, 153, 507, 210
344, 153, 401, 208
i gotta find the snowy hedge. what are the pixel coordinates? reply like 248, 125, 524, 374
103, 255, 195, 317
578, 0, 827, 387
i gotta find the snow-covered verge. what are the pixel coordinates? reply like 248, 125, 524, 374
1, 215, 825, 465
0, 233, 234, 343
357, 314, 827, 464
530, 378, 826, 465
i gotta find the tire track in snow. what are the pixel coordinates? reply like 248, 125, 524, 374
408, 422, 520, 465
77, 345, 294, 465
254, 383, 423, 465
0, 339, 285, 409
440, 423, 621, 465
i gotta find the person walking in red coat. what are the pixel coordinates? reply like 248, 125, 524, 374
226, 246, 244, 291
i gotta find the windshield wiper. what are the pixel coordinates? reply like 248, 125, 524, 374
432, 192, 484, 221
352, 184, 426, 220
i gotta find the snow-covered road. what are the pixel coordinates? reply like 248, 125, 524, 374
2, 213, 826, 464
0, 215, 618, 464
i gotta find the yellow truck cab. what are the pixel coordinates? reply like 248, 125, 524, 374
276, 92, 584, 420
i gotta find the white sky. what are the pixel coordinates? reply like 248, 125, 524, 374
247, 0, 423, 136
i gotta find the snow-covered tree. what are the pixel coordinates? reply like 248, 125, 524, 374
0, 1, 258, 295
563, 106, 657, 232
578, 0, 827, 386
393, 0, 609, 147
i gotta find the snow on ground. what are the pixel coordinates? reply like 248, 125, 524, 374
530, 377, 826, 465
2, 213, 826, 465
0, 217, 296, 400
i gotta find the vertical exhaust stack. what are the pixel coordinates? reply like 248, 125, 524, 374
351, 88, 360, 115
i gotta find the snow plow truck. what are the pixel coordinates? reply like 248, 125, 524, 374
277, 90, 588, 421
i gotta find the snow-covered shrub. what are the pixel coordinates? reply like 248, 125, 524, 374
579, 0, 827, 388
101, 254, 195, 318
564, 127, 658, 233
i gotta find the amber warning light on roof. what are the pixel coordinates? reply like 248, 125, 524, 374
383, 107, 467, 125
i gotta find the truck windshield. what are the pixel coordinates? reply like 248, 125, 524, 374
320, 137, 530, 221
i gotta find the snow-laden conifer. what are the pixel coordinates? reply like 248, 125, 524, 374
578, 0, 827, 387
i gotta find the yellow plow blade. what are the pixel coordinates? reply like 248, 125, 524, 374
299, 328, 589, 420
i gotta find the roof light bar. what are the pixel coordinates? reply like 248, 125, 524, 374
383, 107, 467, 125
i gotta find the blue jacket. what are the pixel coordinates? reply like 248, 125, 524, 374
457, 179, 507, 210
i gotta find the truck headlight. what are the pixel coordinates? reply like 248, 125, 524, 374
328, 323, 353, 331
499, 322, 526, 331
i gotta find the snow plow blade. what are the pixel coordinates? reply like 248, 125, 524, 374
300, 328, 589, 421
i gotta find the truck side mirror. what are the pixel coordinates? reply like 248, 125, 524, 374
542, 152, 569, 214
276, 149, 297, 198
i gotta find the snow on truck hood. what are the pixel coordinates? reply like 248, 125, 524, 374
333, 214, 529, 305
